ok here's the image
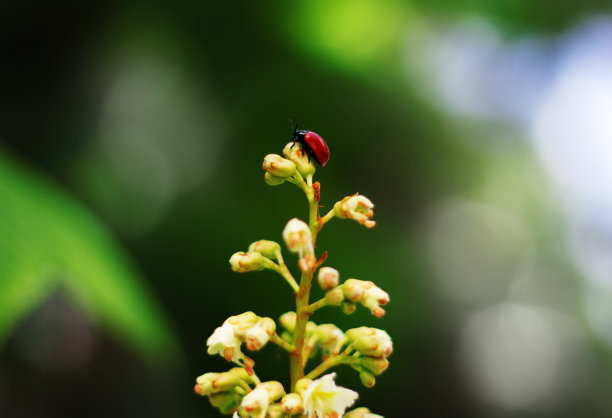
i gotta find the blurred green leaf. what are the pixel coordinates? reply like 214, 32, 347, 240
0, 149, 175, 357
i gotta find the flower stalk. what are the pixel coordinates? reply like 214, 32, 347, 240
194, 136, 389, 417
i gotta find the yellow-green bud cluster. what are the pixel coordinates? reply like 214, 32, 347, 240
230, 240, 282, 272
263, 154, 297, 186
194, 368, 253, 414
248, 240, 281, 260
345, 327, 393, 388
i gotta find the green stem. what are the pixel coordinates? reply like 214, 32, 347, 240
305, 345, 354, 380
319, 209, 335, 227
270, 333, 296, 353
306, 297, 328, 314
290, 269, 313, 390
265, 260, 300, 293
290, 181, 319, 391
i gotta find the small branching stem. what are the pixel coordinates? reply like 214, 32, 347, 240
305, 345, 354, 380
266, 260, 300, 293
302, 335, 318, 368
270, 333, 296, 353
306, 297, 329, 314
319, 209, 335, 227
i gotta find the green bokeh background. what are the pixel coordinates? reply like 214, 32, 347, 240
2, 1, 612, 417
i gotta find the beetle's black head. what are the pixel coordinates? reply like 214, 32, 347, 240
292, 129, 308, 142
288, 120, 305, 141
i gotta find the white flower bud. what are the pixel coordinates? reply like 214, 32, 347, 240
263, 154, 296, 178
314, 324, 345, 353
346, 327, 393, 358
240, 386, 269, 418
341, 279, 390, 317
281, 393, 303, 415
246, 318, 276, 351
317, 267, 339, 290
361, 285, 390, 318
283, 142, 316, 177
282, 218, 313, 255
298, 254, 316, 273
229, 251, 266, 272
325, 287, 344, 306
333, 194, 376, 228
248, 240, 281, 260
342, 279, 364, 301
279, 311, 297, 332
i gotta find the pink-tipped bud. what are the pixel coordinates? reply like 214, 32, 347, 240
318, 267, 340, 290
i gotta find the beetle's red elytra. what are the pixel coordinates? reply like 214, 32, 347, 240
291, 126, 330, 167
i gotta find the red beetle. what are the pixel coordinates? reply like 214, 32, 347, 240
291, 124, 330, 167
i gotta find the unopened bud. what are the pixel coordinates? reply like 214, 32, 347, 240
294, 378, 313, 396
281, 393, 303, 415
341, 300, 356, 315
263, 154, 297, 178
246, 318, 276, 351
248, 240, 281, 260
240, 386, 269, 417
194, 372, 214, 396
282, 218, 313, 255
298, 254, 317, 272
342, 279, 364, 301
314, 324, 345, 352
333, 194, 376, 228
361, 285, 390, 318
225, 311, 260, 339
230, 251, 266, 272
259, 381, 286, 402
347, 327, 393, 358
194, 368, 251, 396
209, 391, 243, 415
283, 142, 316, 177
359, 370, 376, 388
360, 357, 389, 375
279, 312, 296, 332
264, 172, 286, 186
325, 287, 344, 305
267, 404, 284, 418
317, 267, 339, 290
344, 407, 384, 418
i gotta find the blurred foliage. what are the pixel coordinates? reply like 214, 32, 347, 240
0, 148, 175, 357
